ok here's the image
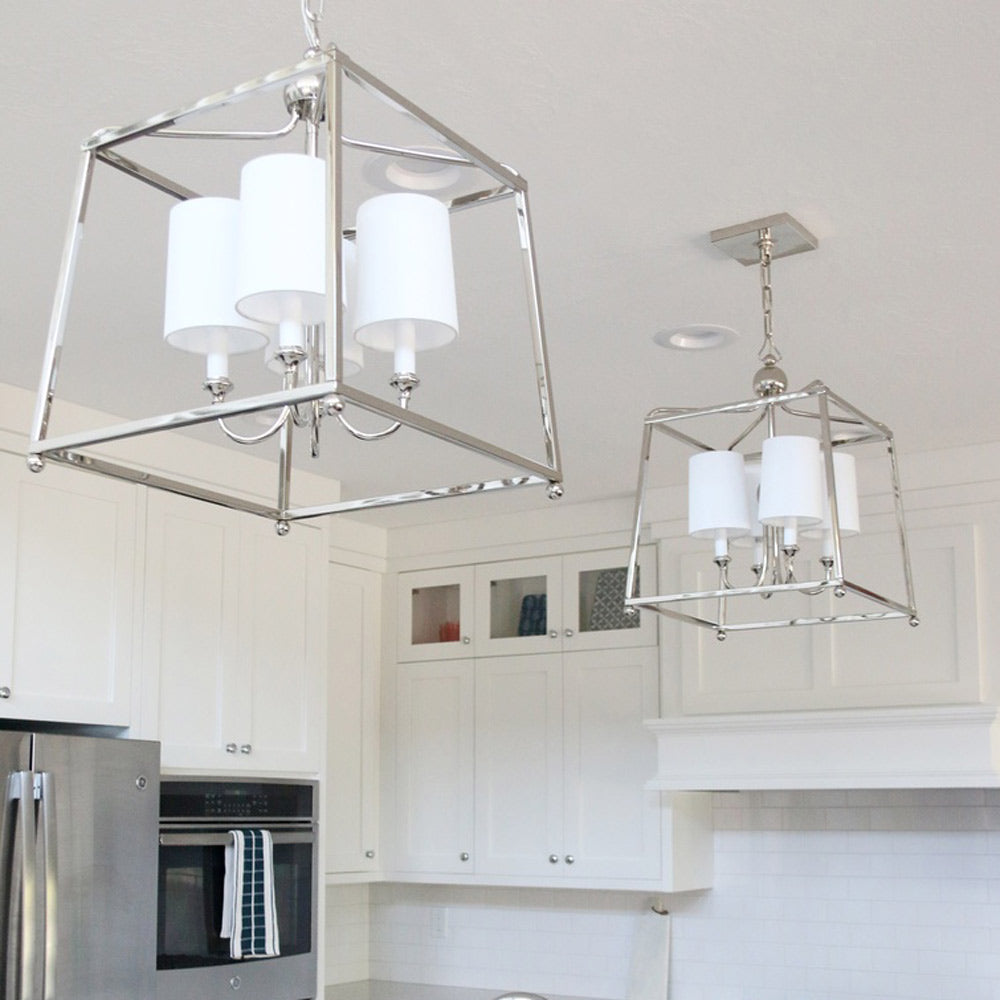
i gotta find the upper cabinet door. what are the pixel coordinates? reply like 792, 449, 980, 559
140, 493, 242, 769
474, 556, 564, 656
142, 491, 324, 774
238, 518, 325, 773
0, 452, 138, 726
397, 566, 476, 661
560, 547, 658, 651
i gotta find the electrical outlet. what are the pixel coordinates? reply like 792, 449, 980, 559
430, 906, 449, 939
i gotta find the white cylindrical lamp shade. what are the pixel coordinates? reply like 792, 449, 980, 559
804, 451, 861, 554
688, 451, 752, 558
235, 153, 327, 350
757, 435, 825, 548
163, 197, 268, 380
352, 193, 458, 374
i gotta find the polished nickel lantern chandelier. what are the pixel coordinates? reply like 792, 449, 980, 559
28, 1, 562, 532
625, 214, 918, 638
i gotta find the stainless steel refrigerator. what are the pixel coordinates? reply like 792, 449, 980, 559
0, 729, 160, 1000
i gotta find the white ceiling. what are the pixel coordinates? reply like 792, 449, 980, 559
3, 1, 999, 528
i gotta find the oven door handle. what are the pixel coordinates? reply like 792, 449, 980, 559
158, 830, 314, 847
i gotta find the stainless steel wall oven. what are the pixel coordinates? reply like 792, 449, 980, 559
156, 777, 317, 1000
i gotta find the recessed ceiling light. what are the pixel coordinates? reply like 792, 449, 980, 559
362, 146, 465, 194
652, 324, 738, 351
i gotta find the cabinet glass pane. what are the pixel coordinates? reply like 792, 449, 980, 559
578, 566, 640, 633
489, 575, 547, 638
411, 584, 462, 645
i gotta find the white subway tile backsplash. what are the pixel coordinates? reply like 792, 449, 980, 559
325, 789, 1000, 998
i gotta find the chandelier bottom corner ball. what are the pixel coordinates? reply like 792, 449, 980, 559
27, 2, 562, 532
624, 213, 918, 639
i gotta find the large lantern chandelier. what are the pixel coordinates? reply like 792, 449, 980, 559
28, 0, 562, 532
625, 214, 918, 638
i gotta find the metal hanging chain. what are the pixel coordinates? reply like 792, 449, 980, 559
302, 0, 324, 52
756, 228, 782, 365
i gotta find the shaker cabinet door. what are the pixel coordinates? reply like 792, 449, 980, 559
473, 654, 563, 877
393, 658, 475, 874
141, 491, 324, 773
0, 452, 138, 726
140, 494, 242, 768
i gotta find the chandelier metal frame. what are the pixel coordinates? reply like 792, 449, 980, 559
28, 32, 562, 531
624, 214, 918, 636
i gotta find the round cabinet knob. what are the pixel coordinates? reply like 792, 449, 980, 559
365, 850, 375, 859
548, 630, 559, 639
548, 854, 559, 864
225, 743, 238, 754
565, 855, 575, 865
460, 852, 470, 862
239, 744, 252, 755
0, 686, 9, 699
564, 628, 575, 638
230, 975, 242, 990
462, 635, 471, 645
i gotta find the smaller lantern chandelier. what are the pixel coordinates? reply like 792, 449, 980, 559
27, 0, 562, 532
624, 213, 918, 638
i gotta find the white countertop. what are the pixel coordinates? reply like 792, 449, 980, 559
326, 981, 600, 1000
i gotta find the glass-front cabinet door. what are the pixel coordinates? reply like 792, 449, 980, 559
474, 557, 563, 656
397, 566, 476, 661
560, 547, 658, 651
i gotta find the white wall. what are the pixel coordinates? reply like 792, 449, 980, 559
327, 788, 1000, 999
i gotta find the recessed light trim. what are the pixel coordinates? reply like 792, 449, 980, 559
653, 324, 739, 351
362, 146, 465, 194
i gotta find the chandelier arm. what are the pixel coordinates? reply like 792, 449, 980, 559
752, 526, 782, 590
216, 409, 291, 445
149, 109, 302, 142
335, 410, 402, 441
778, 402, 867, 427
310, 400, 322, 457
289, 402, 313, 428
726, 407, 770, 452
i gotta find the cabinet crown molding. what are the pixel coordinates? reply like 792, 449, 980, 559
646, 705, 1000, 790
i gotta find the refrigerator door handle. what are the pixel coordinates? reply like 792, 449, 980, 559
0, 773, 19, 1000
37, 773, 56, 1000
3, 772, 39, 1000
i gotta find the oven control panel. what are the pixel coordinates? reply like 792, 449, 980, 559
159, 779, 315, 822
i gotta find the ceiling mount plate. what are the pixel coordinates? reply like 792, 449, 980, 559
710, 212, 818, 266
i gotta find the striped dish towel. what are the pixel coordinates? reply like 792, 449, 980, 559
220, 829, 281, 959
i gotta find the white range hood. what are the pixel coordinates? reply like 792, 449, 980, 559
646, 705, 1000, 790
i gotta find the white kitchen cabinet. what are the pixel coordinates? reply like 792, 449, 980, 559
474, 647, 664, 883
474, 549, 657, 655
392, 657, 475, 874
389, 642, 709, 888
665, 521, 981, 715
141, 491, 325, 772
0, 451, 138, 726
396, 547, 656, 662
326, 563, 380, 877
386, 544, 707, 889
396, 565, 476, 661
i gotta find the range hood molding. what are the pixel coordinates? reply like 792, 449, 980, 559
646, 705, 1000, 790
